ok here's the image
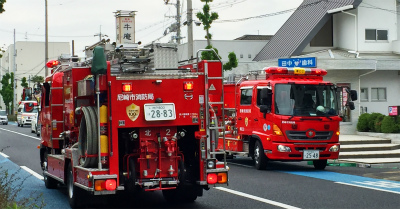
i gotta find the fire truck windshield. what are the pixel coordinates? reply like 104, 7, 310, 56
274, 84, 339, 117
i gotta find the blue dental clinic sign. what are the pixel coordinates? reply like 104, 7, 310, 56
278, 57, 317, 68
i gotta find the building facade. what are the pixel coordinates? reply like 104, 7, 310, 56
0, 41, 70, 112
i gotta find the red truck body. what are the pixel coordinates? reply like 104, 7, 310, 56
217, 67, 356, 170
38, 46, 228, 208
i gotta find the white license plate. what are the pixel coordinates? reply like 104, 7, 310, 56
144, 103, 176, 121
303, 150, 320, 160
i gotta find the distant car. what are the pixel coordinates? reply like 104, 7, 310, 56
17, 102, 38, 127
31, 114, 40, 137
0, 110, 8, 125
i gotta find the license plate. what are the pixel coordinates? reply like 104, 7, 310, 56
144, 103, 176, 121
294, 68, 305, 74
303, 150, 319, 160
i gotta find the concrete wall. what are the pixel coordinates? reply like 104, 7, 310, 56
357, 0, 396, 52
177, 39, 269, 63
359, 70, 400, 114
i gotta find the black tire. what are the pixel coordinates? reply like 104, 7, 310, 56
254, 140, 268, 170
216, 154, 224, 161
78, 107, 95, 168
17, 123, 20, 127
43, 150, 58, 189
313, 159, 327, 170
21, 124, 23, 127
125, 158, 140, 193
67, 163, 84, 208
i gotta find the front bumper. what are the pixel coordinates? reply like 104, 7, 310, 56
264, 142, 340, 161
0, 118, 7, 124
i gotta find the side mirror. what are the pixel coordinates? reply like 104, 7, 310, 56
350, 90, 357, 101
347, 102, 355, 110
260, 105, 271, 118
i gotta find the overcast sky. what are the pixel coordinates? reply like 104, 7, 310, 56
0, 0, 302, 56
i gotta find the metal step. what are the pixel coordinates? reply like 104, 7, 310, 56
340, 144, 400, 152
339, 149, 400, 159
50, 87, 64, 90
51, 104, 63, 107
209, 126, 225, 130
209, 102, 224, 105
208, 77, 224, 80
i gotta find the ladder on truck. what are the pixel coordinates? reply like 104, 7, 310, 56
197, 49, 228, 168
49, 74, 65, 149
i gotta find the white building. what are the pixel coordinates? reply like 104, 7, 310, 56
0, 41, 70, 112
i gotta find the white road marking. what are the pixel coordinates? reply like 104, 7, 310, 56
227, 162, 254, 168
0, 152, 9, 158
21, 166, 44, 180
0, 127, 40, 140
215, 187, 301, 209
335, 182, 400, 195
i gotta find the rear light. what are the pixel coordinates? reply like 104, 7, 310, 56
105, 179, 117, 191
95, 180, 105, 191
272, 124, 283, 136
95, 179, 117, 191
184, 81, 194, 91
217, 173, 228, 184
207, 173, 218, 184
122, 83, 132, 92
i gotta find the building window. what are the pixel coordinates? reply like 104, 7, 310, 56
365, 29, 388, 41
371, 87, 386, 101
360, 88, 368, 102
248, 54, 251, 58
240, 54, 243, 58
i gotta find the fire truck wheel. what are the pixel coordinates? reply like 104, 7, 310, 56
313, 159, 327, 170
254, 140, 268, 170
78, 107, 95, 168
67, 163, 84, 208
43, 150, 58, 189
125, 158, 139, 193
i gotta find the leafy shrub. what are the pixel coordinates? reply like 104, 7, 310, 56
381, 116, 399, 133
374, 114, 385, 133
368, 113, 384, 132
357, 113, 370, 132
0, 167, 45, 209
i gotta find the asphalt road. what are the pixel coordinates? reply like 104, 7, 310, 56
1, 122, 400, 209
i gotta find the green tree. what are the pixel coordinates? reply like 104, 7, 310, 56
0, 72, 14, 114
0, 0, 6, 14
21, 77, 28, 88
223, 52, 238, 71
196, 0, 218, 47
31, 75, 44, 84
196, 0, 238, 71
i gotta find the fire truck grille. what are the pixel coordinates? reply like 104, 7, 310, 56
286, 131, 333, 140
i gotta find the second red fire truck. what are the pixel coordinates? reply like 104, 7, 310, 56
216, 67, 357, 170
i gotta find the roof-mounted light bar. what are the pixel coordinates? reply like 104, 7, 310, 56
263, 67, 327, 76
46, 60, 60, 68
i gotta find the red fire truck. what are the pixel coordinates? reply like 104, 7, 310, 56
38, 45, 228, 208
216, 67, 357, 170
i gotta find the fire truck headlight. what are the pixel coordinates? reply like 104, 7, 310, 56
207, 159, 216, 169
277, 145, 291, 152
329, 145, 339, 152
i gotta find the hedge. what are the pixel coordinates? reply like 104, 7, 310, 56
357, 112, 400, 133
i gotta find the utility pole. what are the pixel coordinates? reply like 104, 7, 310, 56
94, 25, 108, 42
45, 0, 49, 77
176, 0, 181, 44
13, 29, 16, 115
187, 0, 193, 61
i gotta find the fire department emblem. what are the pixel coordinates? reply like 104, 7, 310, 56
306, 129, 316, 138
245, 117, 249, 127
126, 103, 140, 122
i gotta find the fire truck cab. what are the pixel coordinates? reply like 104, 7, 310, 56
218, 67, 357, 170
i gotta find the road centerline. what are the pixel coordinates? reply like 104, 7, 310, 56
0, 127, 40, 140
